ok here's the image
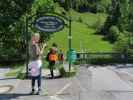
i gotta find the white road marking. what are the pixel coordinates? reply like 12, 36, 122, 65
49, 82, 72, 100
0, 87, 10, 93
55, 82, 72, 95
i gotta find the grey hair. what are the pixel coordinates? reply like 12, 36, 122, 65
33, 33, 40, 38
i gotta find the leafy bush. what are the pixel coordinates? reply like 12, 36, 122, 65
17, 72, 26, 79
77, 17, 83, 23
58, 66, 66, 77
96, 4, 106, 13
114, 34, 128, 54
113, 33, 133, 61
93, 17, 104, 30
31, 0, 54, 13
108, 26, 119, 43
58, 66, 77, 77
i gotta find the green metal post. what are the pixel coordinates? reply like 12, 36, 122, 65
68, 0, 72, 72
69, 18, 72, 72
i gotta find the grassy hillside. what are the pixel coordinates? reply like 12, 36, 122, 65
44, 4, 113, 53
68, 10, 107, 29
46, 12, 113, 53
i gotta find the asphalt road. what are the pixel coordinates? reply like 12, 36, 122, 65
1, 65, 133, 100
75, 65, 133, 100
58, 65, 133, 100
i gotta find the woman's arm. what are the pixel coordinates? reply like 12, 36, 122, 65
40, 43, 47, 54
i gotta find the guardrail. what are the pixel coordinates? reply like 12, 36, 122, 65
76, 52, 133, 64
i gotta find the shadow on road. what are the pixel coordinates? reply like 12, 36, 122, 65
42, 75, 62, 80
0, 77, 17, 81
0, 93, 30, 100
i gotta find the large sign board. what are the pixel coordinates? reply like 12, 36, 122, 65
34, 15, 64, 33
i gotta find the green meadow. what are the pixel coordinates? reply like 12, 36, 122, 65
47, 11, 113, 53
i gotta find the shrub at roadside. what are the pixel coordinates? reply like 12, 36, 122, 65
114, 34, 129, 54
107, 25, 120, 43
58, 65, 77, 78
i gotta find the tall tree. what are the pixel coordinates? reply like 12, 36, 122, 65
100, 0, 121, 35
0, 0, 54, 60
118, 0, 130, 32
58, 0, 89, 10
101, 0, 133, 35
0, 0, 33, 32
0, 0, 34, 57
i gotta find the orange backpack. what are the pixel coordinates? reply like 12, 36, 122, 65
49, 53, 58, 61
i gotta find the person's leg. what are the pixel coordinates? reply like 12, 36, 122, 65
36, 75, 41, 95
50, 62, 54, 78
31, 77, 35, 94
38, 68, 42, 91
37, 75, 41, 90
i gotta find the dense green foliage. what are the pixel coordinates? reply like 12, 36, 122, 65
100, 0, 133, 36
118, 0, 133, 33
0, 0, 54, 61
99, 0, 133, 52
0, 0, 34, 60
57, 0, 111, 13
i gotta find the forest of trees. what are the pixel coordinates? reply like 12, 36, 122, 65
0, 0, 133, 62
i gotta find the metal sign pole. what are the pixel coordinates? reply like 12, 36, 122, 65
68, 0, 72, 72
69, 18, 72, 72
